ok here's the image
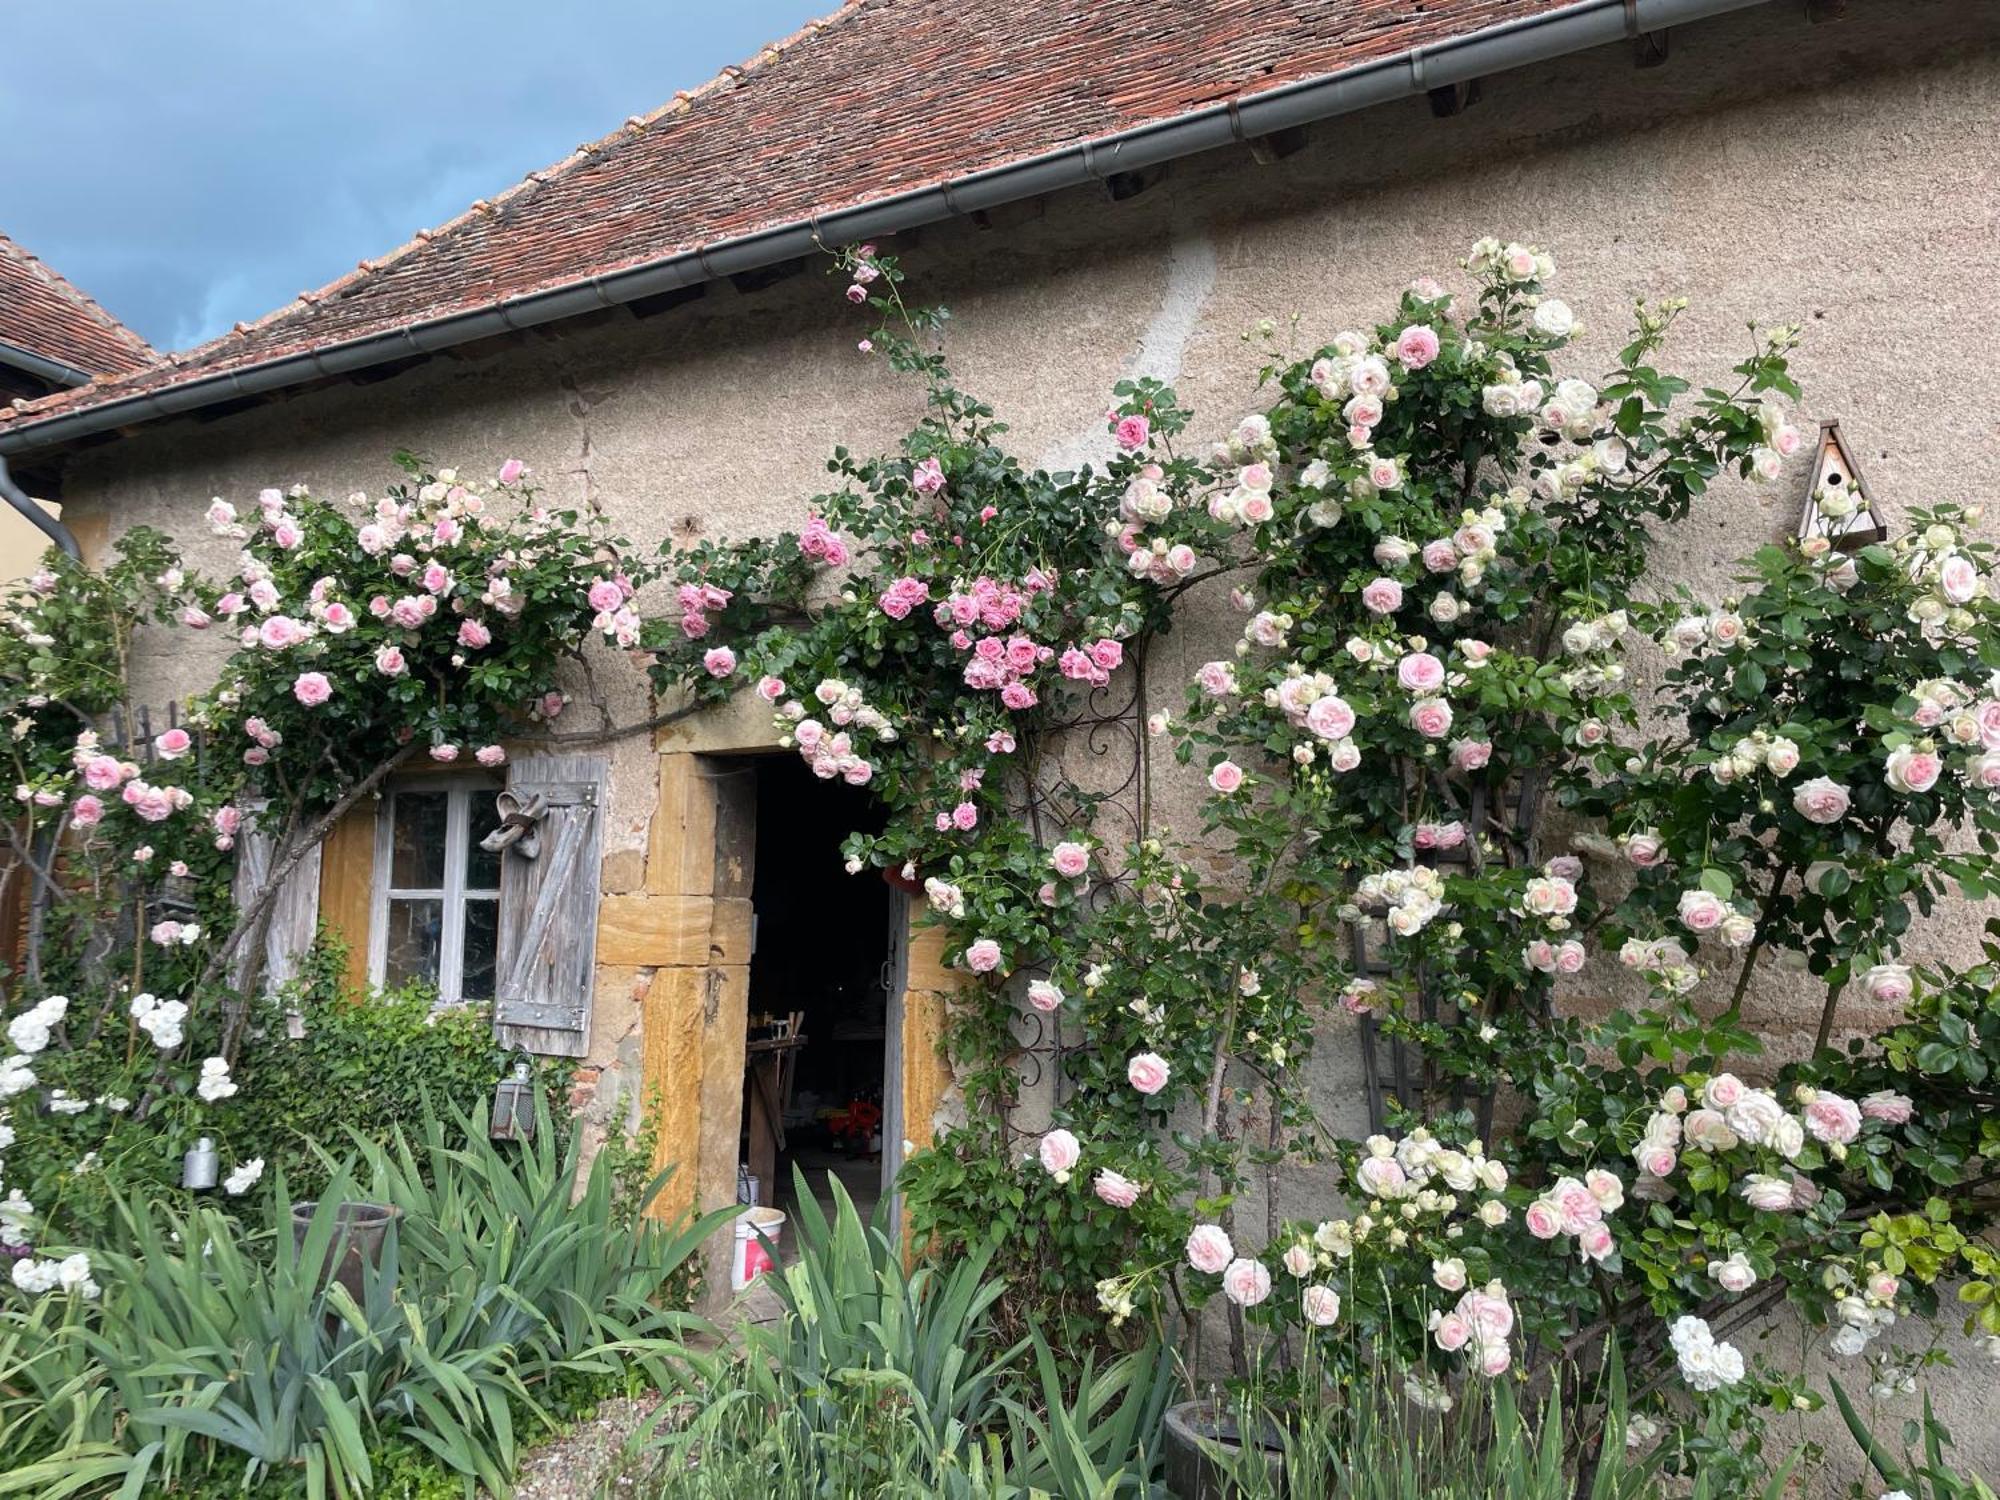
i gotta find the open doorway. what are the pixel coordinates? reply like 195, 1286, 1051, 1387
742, 755, 902, 1240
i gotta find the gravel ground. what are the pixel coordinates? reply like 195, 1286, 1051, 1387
508, 1395, 668, 1500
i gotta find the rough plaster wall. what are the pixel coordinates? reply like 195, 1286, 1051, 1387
50, 0, 2000, 1477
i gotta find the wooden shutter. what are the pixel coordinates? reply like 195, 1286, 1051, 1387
493, 754, 606, 1058
232, 800, 323, 1034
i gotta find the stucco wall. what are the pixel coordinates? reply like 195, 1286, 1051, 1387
42, 0, 2000, 1480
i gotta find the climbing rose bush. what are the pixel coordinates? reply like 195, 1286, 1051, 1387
640, 240, 2000, 1470
0, 460, 653, 1263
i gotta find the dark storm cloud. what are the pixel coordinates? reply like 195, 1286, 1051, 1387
0, 2, 827, 351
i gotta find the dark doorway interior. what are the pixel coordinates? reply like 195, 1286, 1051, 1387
745, 755, 891, 1234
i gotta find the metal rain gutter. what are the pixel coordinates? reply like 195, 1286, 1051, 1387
0, 456, 80, 560
0, 340, 92, 390
0, 0, 1776, 460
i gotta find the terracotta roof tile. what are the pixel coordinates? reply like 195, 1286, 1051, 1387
0, 233, 155, 380
3, 0, 1576, 432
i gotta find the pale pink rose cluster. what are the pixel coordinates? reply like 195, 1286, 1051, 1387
1356, 865, 1447, 937
671, 580, 731, 640
1181, 1223, 1273, 1308
1523, 937, 1586, 975
772, 679, 889, 787
1676, 888, 1757, 949
1058, 638, 1125, 688
798, 513, 850, 568
878, 575, 931, 621
1430, 1282, 1515, 1377
1207, 458, 1277, 528
1523, 1169, 1622, 1265
120, 778, 193, 824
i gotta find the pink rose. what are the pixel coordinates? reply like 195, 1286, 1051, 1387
1038, 1128, 1081, 1178
1703, 1073, 1747, 1110
1577, 1224, 1616, 1262
375, 646, 407, 677
1523, 1199, 1564, 1240
951, 801, 979, 831
1051, 841, 1090, 879
1450, 739, 1492, 772
497, 458, 527, 485
1804, 1092, 1862, 1145
1026, 980, 1064, 1012
964, 938, 1003, 974
1886, 745, 1942, 795
82, 756, 124, 792
1861, 1090, 1913, 1124
1208, 761, 1245, 794
1551, 1179, 1602, 1234
1302, 1285, 1341, 1326
257, 615, 306, 650
1186, 1224, 1234, 1275
1393, 323, 1440, 368
1639, 1145, 1678, 1178
457, 619, 492, 650
911, 456, 946, 496
1305, 695, 1356, 741
1114, 414, 1151, 452
1678, 889, 1726, 932
429, 744, 459, 763
1094, 1169, 1141, 1208
1422, 539, 1459, 574
1409, 698, 1453, 738
1862, 964, 1913, 1005
1355, 1156, 1408, 1199
475, 745, 507, 767
70, 794, 104, 828
1397, 652, 1445, 694
1432, 1312, 1472, 1352
421, 561, 452, 596
1126, 1051, 1170, 1096
587, 580, 623, 614
703, 647, 737, 678
1360, 578, 1403, 615
292, 672, 332, 707
181, 606, 211, 630
1221, 1258, 1272, 1308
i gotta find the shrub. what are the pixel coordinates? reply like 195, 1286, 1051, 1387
217, 933, 573, 1196
0, 1103, 715, 1499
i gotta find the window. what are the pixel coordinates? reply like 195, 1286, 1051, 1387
369, 779, 504, 1006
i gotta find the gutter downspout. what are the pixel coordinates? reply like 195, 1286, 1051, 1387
0, 456, 80, 561
0, 0, 1776, 460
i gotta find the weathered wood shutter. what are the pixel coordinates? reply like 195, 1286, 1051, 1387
493, 754, 606, 1058
232, 800, 323, 1033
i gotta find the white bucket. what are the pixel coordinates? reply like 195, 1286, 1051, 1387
731, 1206, 787, 1291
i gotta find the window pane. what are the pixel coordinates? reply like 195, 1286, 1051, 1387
461, 898, 499, 1002
466, 793, 503, 891
384, 898, 443, 990
390, 793, 449, 889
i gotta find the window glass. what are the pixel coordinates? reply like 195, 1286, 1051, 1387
390, 793, 449, 889
461, 898, 500, 1001
376, 783, 507, 1006
466, 795, 503, 891
384, 897, 444, 989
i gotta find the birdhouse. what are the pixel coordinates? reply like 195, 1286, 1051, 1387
1796, 419, 1886, 549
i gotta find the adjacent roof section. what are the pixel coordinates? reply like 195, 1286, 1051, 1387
0, 0, 1770, 454
0, 233, 155, 386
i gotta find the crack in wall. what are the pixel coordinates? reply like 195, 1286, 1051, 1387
1037, 227, 1218, 475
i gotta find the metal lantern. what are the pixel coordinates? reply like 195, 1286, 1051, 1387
182, 1136, 219, 1190
1796, 419, 1887, 550
490, 1061, 537, 1141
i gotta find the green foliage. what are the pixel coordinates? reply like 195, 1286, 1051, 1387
642, 1171, 1172, 1499
0, 1104, 718, 1499
216, 932, 574, 1195
1831, 1378, 1999, 1499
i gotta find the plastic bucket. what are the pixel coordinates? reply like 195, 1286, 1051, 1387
732, 1206, 787, 1291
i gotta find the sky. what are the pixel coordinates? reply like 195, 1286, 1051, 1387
1, 2, 829, 354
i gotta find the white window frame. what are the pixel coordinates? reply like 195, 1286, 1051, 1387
368, 776, 502, 1006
